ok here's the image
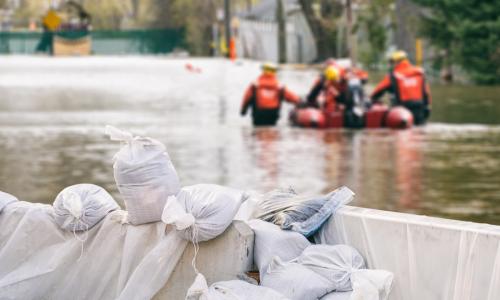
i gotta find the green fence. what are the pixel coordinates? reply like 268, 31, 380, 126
0, 29, 185, 55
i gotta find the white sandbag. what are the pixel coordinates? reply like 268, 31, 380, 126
295, 244, 365, 292
0, 191, 18, 213
186, 273, 289, 300
261, 256, 333, 300
162, 184, 244, 242
247, 219, 310, 280
349, 270, 394, 300
53, 184, 119, 231
107, 125, 180, 225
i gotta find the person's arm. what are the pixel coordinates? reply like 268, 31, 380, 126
282, 87, 301, 105
306, 77, 324, 106
241, 84, 255, 116
370, 75, 391, 102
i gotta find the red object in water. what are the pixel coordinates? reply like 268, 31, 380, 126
185, 63, 202, 73
385, 106, 414, 129
292, 108, 327, 128
324, 106, 344, 128
365, 103, 389, 128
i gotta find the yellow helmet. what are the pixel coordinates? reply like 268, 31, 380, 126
261, 62, 278, 73
324, 66, 340, 81
389, 50, 408, 63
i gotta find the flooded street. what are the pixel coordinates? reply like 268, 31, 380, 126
0, 56, 499, 224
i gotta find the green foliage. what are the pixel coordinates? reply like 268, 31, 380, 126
412, 0, 500, 84
356, 0, 394, 68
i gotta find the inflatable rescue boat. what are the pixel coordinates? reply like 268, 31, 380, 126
289, 103, 414, 130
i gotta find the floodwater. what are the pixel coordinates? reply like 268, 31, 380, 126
0, 57, 499, 224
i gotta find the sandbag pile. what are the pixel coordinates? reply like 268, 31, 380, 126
246, 191, 394, 300
260, 243, 393, 300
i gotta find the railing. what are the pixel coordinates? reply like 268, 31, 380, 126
0, 29, 185, 55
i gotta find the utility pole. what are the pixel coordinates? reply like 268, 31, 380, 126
224, 0, 231, 58
277, 0, 286, 63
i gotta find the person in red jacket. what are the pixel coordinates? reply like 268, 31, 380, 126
306, 65, 344, 112
371, 50, 432, 125
241, 62, 300, 126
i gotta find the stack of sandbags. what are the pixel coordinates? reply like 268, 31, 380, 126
107, 125, 181, 225
259, 244, 393, 300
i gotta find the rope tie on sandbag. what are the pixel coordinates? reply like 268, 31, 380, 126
62, 192, 89, 260
190, 224, 200, 274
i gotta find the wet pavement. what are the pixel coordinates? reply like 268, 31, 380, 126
0, 56, 499, 224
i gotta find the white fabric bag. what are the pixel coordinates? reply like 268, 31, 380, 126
162, 184, 244, 242
107, 125, 180, 225
185, 273, 290, 300
0, 191, 18, 213
296, 245, 393, 300
53, 184, 119, 231
261, 256, 334, 300
247, 219, 310, 280
296, 244, 365, 292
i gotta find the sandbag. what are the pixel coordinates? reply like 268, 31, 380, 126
247, 219, 310, 280
186, 273, 289, 300
162, 184, 244, 242
0, 191, 18, 213
261, 256, 333, 300
256, 186, 354, 237
53, 184, 119, 231
107, 125, 180, 225
295, 244, 365, 292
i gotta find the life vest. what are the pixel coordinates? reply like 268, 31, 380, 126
253, 74, 283, 110
322, 80, 340, 112
391, 60, 426, 103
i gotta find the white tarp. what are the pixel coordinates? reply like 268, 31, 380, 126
0, 201, 188, 300
315, 206, 500, 300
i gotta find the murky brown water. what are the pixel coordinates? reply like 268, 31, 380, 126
1, 57, 499, 224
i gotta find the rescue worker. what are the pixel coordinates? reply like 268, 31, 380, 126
241, 62, 300, 126
306, 65, 345, 112
371, 50, 432, 125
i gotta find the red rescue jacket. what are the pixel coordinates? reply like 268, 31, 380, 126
306, 77, 344, 112
371, 60, 431, 106
241, 73, 299, 114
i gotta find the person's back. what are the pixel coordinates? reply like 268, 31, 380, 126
371, 51, 431, 125
241, 63, 300, 126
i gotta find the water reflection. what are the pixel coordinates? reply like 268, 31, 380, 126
0, 57, 499, 225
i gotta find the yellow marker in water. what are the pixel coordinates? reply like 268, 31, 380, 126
415, 38, 423, 66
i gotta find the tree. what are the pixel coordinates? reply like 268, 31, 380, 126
356, 0, 394, 68
411, 0, 500, 84
298, 0, 343, 61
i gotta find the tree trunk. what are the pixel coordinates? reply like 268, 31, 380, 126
298, 0, 328, 61
277, 0, 287, 63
